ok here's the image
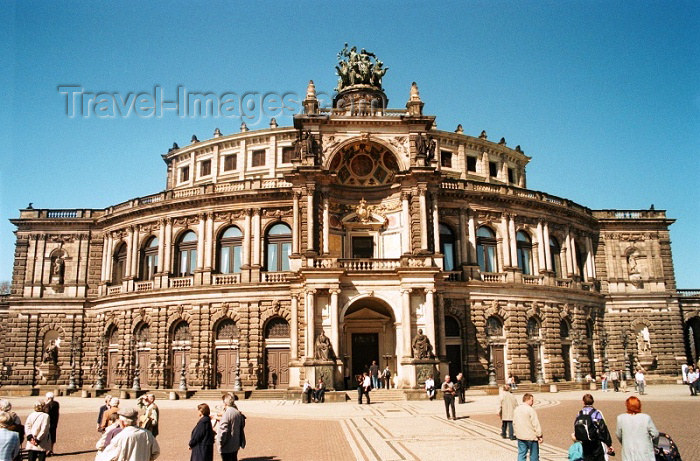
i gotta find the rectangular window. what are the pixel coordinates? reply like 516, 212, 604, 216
440, 150, 452, 168
252, 149, 266, 167
281, 146, 294, 164
508, 167, 515, 184
223, 154, 237, 171
467, 156, 477, 172
267, 244, 278, 272
180, 166, 190, 182
200, 159, 211, 177
489, 161, 498, 177
352, 236, 374, 258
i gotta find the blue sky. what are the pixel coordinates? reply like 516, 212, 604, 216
1, 1, 699, 287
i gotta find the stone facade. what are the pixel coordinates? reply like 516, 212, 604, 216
2, 52, 696, 391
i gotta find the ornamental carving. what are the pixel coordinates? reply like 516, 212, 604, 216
263, 208, 292, 219
329, 141, 398, 186
173, 216, 200, 227
214, 211, 245, 222
49, 234, 75, 243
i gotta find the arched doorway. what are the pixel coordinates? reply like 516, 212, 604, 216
263, 317, 290, 389
444, 315, 462, 380
342, 298, 396, 380
170, 321, 191, 388
560, 320, 572, 381
486, 316, 506, 384
214, 319, 239, 388
686, 317, 700, 364
106, 326, 119, 388
134, 323, 151, 388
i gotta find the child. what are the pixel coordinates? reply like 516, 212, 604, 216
568, 433, 584, 461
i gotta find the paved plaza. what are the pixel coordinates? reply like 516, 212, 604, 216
2, 384, 698, 460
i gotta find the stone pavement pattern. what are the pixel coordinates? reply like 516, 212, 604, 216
2, 385, 697, 461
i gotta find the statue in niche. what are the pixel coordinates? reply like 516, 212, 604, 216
51, 256, 65, 284
627, 249, 641, 278
412, 329, 434, 359
636, 327, 651, 354
42, 339, 60, 365
314, 331, 333, 361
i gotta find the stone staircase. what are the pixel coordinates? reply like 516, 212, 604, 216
366, 389, 407, 401
248, 389, 289, 400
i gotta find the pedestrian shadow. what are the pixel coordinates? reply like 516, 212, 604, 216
240, 457, 280, 461
51, 449, 98, 457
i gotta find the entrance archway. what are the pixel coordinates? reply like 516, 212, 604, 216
263, 317, 290, 389
341, 297, 396, 382
686, 317, 700, 364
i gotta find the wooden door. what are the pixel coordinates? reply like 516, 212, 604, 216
562, 345, 572, 381
172, 351, 189, 388
492, 345, 506, 384
138, 351, 150, 388
107, 351, 118, 388
216, 349, 238, 388
265, 348, 290, 389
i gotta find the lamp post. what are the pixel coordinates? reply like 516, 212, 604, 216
67, 342, 77, 391
487, 344, 497, 387
573, 330, 582, 383
233, 351, 242, 391
622, 331, 631, 381
95, 338, 105, 390
179, 353, 188, 391
600, 329, 609, 373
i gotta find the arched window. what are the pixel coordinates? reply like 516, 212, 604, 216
527, 318, 541, 340
586, 320, 594, 340
265, 223, 292, 272
216, 319, 239, 341
445, 316, 461, 337
112, 243, 128, 285
107, 325, 119, 347
516, 231, 533, 275
476, 226, 497, 273
218, 226, 243, 274
135, 323, 150, 345
140, 237, 159, 280
265, 317, 290, 338
439, 224, 456, 271
549, 237, 562, 278
172, 321, 191, 343
486, 316, 504, 338
176, 231, 197, 276
560, 320, 570, 339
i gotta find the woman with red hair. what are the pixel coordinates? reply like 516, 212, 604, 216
615, 396, 659, 460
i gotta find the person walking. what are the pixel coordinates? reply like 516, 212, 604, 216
382, 366, 392, 389
100, 397, 120, 432
360, 372, 372, 404
609, 370, 619, 392
96, 408, 160, 461
217, 394, 245, 461
189, 404, 215, 461
513, 393, 543, 461
499, 384, 518, 440
369, 361, 380, 389
97, 395, 112, 432
24, 401, 50, 461
573, 394, 613, 461
600, 372, 608, 392
139, 394, 159, 437
441, 375, 457, 420
455, 372, 466, 404
635, 370, 646, 395
43, 392, 59, 455
615, 396, 658, 461
0, 412, 20, 461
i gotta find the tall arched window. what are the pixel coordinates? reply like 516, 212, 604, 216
176, 231, 197, 276
560, 320, 571, 339
265, 223, 292, 272
265, 317, 290, 338
112, 243, 127, 285
140, 236, 159, 280
439, 224, 456, 271
527, 318, 541, 340
549, 237, 562, 278
445, 316, 461, 337
476, 226, 497, 273
218, 226, 243, 274
516, 230, 533, 275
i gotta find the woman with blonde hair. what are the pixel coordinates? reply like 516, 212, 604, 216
24, 401, 51, 461
615, 396, 658, 460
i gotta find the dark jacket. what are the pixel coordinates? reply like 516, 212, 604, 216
189, 415, 215, 461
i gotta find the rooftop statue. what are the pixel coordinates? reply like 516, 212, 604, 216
335, 44, 389, 92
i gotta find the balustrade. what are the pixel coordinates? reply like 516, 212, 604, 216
169, 276, 193, 288
481, 272, 507, 283
213, 274, 241, 285
135, 281, 154, 292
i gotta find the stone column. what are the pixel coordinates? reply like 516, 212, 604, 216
204, 213, 214, 270
543, 221, 552, 271
252, 209, 261, 266
322, 194, 330, 255
401, 192, 411, 254
424, 289, 437, 353
164, 218, 173, 274
459, 209, 468, 265
437, 293, 446, 358
124, 227, 133, 278
243, 209, 251, 267
432, 191, 440, 253
158, 220, 165, 273
329, 289, 340, 357
564, 228, 573, 276
101, 234, 110, 282
536, 220, 545, 271
508, 215, 517, 266
402, 289, 412, 358
292, 192, 300, 254
305, 289, 316, 360
290, 294, 299, 360
131, 226, 140, 277
419, 188, 428, 251
586, 236, 596, 279
196, 215, 205, 270
467, 210, 477, 264
306, 186, 315, 252
500, 218, 511, 268
571, 234, 579, 277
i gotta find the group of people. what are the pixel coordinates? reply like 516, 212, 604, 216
302, 378, 326, 403
0, 392, 59, 461
94, 393, 160, 461
368, 361, 392, 389
497, 387, 660, 461
681, 363, 700, 395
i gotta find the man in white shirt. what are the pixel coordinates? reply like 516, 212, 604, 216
361, 372, 372, 404
513, 393, 543, 461
96, 408, 160, 461
634, 370, 646, 395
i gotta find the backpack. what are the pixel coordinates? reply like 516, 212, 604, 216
574, 409, 600, 442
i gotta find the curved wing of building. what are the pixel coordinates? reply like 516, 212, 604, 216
2, 49, 693, 392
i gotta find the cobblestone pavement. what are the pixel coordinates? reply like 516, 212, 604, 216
2, 385, 697, 461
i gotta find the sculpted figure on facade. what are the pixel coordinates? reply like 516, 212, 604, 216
637, 326, 651, 354
335, 44, 388, 92
42, 339, 59, 365
314, 330, 333, 361
51, 255, 65, 284
412, 328, 434, 359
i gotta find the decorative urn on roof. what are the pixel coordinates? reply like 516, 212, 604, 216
333, 44, 389, 115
